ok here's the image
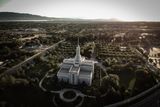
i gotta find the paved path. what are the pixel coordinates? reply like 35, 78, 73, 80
39, 72, 49, 92
59, 89, 83, 102
39, 71, 95, 98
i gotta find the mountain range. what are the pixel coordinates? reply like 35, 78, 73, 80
0, 12, 121, 22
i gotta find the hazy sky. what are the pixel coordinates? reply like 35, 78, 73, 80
0, 0, 160, 21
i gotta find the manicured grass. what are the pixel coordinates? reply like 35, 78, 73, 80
128, 78, 136, 90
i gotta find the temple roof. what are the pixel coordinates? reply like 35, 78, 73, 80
58, 62, 93, 76
57, 38, 94, 76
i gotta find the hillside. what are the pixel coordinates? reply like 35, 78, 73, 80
0, 12, 51, 20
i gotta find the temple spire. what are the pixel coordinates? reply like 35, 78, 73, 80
78, 37, 79, 46
75, 37, 81, 64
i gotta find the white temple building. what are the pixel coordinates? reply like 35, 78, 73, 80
57, 41, 95, 86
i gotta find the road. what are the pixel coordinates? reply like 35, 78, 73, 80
19, 34, 40, 41
106, 81, 160, 107
134, 48, 160, 83
90, 42, 108, 76
2, 39, 65, 75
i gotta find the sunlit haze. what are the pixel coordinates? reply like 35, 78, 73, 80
0, 0, 160, 21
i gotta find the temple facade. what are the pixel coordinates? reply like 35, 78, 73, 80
57, 42, 94, 86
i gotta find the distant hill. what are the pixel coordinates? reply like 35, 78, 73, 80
0, 12, 51, 20
0, 12, 121, 22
